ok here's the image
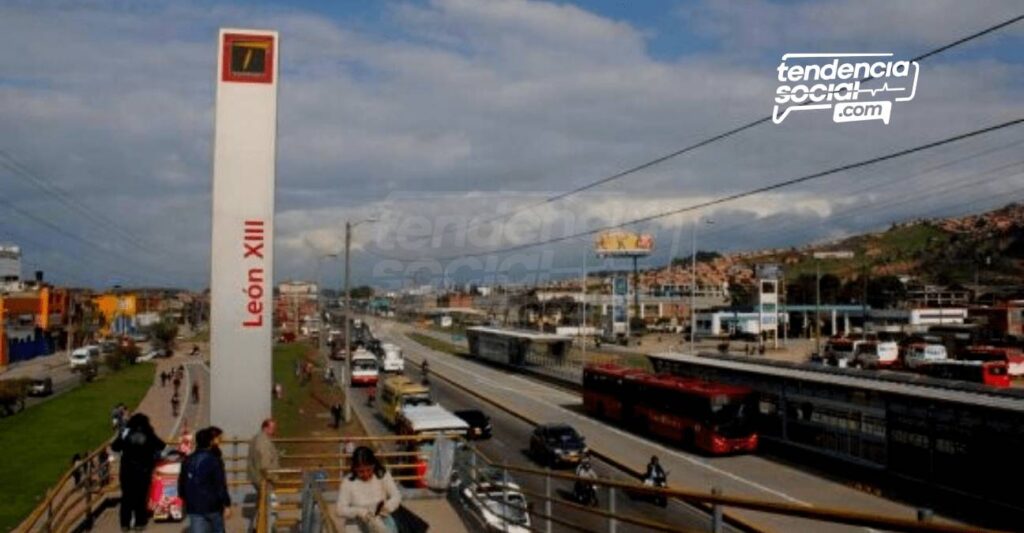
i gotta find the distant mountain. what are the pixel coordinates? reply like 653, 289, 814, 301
546, 203, 1024, 296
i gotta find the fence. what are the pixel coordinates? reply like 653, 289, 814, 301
20, 434, 1007, 533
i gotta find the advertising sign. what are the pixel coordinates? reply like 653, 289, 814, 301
595, 231, 654, 257
209, 28, 279, 437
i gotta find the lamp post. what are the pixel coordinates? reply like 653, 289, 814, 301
690, 217, 714, 354
580, 246, 588, 366
343, 217, 378, 424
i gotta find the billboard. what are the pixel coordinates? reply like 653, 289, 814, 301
595, 231, 654, 257
210, 28, 279, 437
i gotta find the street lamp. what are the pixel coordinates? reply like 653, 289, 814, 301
343, 217, 378, 424
690, 217, 714, 354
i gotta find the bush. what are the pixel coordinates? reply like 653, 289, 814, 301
105, 344, 142, 372
0, 379, 31, 416
75, 361, 99, 384
149, 319, 179, 350
717, 342, 730, 353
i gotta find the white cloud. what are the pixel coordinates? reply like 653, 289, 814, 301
0, 0, 1021, 288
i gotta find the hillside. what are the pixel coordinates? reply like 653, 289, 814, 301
753, 202, 1024, 285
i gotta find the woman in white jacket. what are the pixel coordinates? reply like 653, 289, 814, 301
336, 446, 402, 533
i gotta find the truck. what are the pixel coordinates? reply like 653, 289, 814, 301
395, 403, 470, 489
377, 375, 432, 426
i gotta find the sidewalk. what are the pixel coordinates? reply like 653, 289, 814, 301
91, 351, 222, 532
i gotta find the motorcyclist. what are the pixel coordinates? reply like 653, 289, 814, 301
644, 455, 667, 485
574, 453, 598, 504
421, 359, 430, 382
643, 455, 668, 506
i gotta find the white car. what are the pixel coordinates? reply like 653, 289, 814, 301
69, 346, 100, 369
903, 343, 948, 368
853, 341, 899, 369
460, 475, 531, 533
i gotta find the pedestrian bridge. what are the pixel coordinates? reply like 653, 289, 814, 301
18, 435, 989, 533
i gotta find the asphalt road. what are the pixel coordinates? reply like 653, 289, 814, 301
333, 323, 729, 533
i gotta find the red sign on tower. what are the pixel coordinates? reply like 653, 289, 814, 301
222, 33, 274, 84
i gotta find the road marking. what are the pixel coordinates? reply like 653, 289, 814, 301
389, 323, 811, 506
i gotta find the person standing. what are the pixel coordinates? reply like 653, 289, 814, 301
335, 446, 401, 533
179, 427, 232, 533
247, 419, 280, 503
171, 391, 181, 417
111, 413, 165, 532
191, 380, 201, 404
331, 403, 342, 429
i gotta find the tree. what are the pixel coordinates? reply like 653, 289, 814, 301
671, 250, 722, 267
0, 379, 31, 416
104, 343, 141, 372
729, 283, 754, 306
149, 318, 179, 351
350, 286, 374, 299
867, 276, 907, 309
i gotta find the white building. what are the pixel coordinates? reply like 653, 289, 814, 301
0, 245, 21, 281
869, 308, 967, 332
694, 310, 790, 337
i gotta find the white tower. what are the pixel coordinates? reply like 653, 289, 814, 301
209, 29, 279, 437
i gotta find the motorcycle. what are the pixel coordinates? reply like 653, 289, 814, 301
627, 470, 669, 507
572, 480, 599, 507
643, 472, 669, 507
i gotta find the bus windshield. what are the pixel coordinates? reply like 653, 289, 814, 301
710, 395, 755, 438
402, 393, 433, 408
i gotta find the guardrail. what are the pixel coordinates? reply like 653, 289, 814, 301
22, 433, 1009, 533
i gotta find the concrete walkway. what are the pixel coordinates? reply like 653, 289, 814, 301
90, 351, 237, 532
90, 341, 469, 533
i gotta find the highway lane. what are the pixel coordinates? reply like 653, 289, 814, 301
332, 332, 725, 533
371, 318, 933, 533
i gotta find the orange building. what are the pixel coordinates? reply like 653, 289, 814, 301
0, 287, 69, 367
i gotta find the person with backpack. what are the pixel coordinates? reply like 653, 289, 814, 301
179, 427, 232, 532
111, 413, 165, 532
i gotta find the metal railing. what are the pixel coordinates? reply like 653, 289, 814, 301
22, 434, 1010, 533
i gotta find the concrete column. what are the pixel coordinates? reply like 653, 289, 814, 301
210, 29, 280, 438
844, 313, 850, 335
831, 309, 837, 336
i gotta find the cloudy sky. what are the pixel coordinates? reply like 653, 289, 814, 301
1, 0, 1022, 290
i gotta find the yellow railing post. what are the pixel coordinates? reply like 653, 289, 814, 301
256, 476, 269, 533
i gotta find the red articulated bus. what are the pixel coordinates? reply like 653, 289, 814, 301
583, 363, 758, 455
961, 346, 1024, 377
917, 360, 1011, 388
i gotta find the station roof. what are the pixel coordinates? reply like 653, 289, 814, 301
467, 326, 573, 342
649, 352, 1024, 414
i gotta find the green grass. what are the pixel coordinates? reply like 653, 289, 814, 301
271, 343, 311, 438
407, 333, 463, 356
0, 363, 155, 531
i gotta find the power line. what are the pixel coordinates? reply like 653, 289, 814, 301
695, 142, 1024, 243
0, 198, 182, 286
432, 13, 1024, 238
0, 150, 163, 255
417, 117, 1024, 261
